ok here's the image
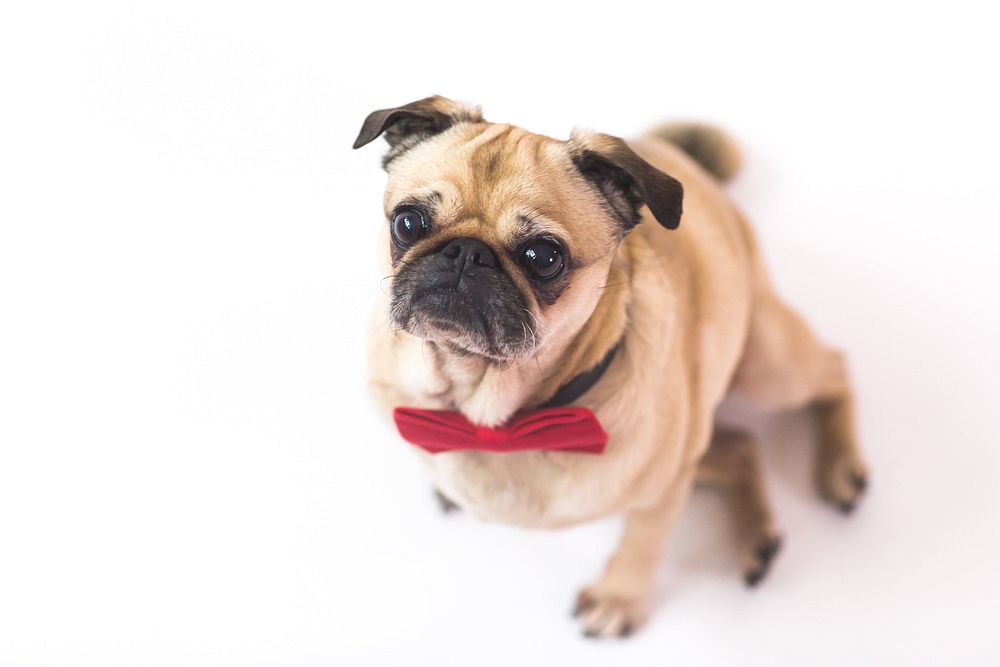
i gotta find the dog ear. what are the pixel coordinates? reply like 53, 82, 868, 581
569, 131, 684, 231
352, 96, 483, 165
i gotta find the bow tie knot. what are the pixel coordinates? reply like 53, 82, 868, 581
474, 424, 509, 447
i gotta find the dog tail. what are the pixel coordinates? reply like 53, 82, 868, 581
647, 122, 742, 183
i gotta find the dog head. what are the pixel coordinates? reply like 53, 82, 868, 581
353, 95, 684, 363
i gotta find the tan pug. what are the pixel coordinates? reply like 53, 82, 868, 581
354, 96, 868, 638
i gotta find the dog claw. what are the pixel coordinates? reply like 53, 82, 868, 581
757, 535, 782, 561
850, 471, 869, 493
572, 595, 595, 618
838, 500, 856, 514
433, 489, 460, 514
573, 588, 647, 639
744, 535, 783, 587
744, 568, 765, 587
818, 458, 869, 515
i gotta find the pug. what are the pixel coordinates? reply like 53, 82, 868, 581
354, 96, 868, 638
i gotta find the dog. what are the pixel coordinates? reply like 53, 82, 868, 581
354, 96, 868, 638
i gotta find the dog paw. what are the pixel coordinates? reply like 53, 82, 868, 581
433, 489, 461, 514
572, 588, 648, 639
818, 457, 869, 514
743, 533, 783, 587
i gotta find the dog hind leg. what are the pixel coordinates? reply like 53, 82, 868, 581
729, 281, 869, 513
697, 429, 782, 585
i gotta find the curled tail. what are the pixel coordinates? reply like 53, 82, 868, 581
648, 122, 742, 183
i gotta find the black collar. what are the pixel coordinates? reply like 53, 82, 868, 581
540, 342, 622, 408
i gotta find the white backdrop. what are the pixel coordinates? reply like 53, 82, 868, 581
2, 1, 998, 665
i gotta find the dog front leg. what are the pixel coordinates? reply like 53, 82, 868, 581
572, 469, 695, 638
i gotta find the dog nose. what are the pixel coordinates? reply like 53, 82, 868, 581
440, 237, 498, 269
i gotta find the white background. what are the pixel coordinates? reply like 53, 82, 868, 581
2, 1, 998, 665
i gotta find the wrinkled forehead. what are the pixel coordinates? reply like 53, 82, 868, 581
382, 123, 616, 260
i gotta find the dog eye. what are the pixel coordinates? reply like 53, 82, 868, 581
521, 240, 565, 280
391, 208, 429, 247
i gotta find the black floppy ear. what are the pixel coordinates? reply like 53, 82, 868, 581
569, 131, 684, 231
352, 95, 483, 165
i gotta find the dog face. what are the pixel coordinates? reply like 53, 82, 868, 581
354, 96, 684, 363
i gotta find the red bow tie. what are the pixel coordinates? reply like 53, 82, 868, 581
393, 406, 608, 455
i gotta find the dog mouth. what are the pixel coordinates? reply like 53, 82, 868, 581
393, 287, 537, 361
